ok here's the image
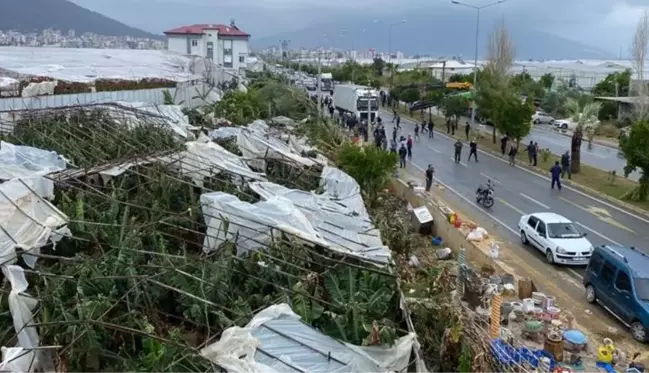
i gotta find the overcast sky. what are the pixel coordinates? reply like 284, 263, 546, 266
71, 0, 648, 55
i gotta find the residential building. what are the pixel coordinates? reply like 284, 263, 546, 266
163, 22, 250, 71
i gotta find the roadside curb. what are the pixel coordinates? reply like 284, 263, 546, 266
390, 109, 649, 218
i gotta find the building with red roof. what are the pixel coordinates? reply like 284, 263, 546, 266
163, 22, 250, 71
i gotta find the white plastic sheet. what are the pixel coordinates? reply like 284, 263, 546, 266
201, 192, 329, 255
0, 142, 67, 198
201, 303, 416, 373
248, 181, 390, 265
237, 129, 316, 170
319, 167, 368, 219
98, 101, 196, 139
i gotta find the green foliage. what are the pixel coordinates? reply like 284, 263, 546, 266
400, 87, 421, 104
492, 93, 534, 140
539, 73, 555, 90
510, 72, 545, 99
540, 148, 552, 163
336, 143, 398, 202
620, 120, 649, 200
448, 73, 472, 83
371, 57, 386, 76
592, 70, 631, 97
441, 95, 470, 119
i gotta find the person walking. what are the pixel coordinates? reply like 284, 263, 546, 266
392, 109, 397, 122
465, 122, 471, 141
526, 141, 535, 165
396, 114, 401, 129
414, 125, 420, 141
507, 140, 517, 166
500, 134, 508, 155
428, 120, 434, 138
425, 164, 435, 191
468, 138, 478, 162
550, 161, 562, 190
392, 127, 397, 142
406, 135, 413, 159
421, 120, 427, 134
532, 142, 539, 166
561, 151, 571, 179
398, 143, 407, 168
390, 138, 398, 153
454, 139, 463, 163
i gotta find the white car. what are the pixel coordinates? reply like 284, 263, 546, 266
532, 111, 555, 125
517, 212, 593, 265
554, 119, 574, 130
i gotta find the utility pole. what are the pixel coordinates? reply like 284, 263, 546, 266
317, 51, 322, 121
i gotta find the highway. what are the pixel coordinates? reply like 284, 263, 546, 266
380, 109, 649, 281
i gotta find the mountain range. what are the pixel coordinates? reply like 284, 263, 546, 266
0, 0, 161, 39
254, 8, 613, 60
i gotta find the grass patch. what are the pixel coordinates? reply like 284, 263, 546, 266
393, 106, 649, 212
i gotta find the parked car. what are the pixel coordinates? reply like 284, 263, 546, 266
517, 212, 593, 265
532, 111, 555, 125
583, 245, 649, 342
554, 119, 574, 130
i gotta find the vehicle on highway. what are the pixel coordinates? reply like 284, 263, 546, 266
532, 111, 555, 125
318, 73, 334, 91
583, 245, 649, 342
333, 84, 378, 122
475, 180, 494, 208
518, 212, 593, 265
554, 119, 575, 130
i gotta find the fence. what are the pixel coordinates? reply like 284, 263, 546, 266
0, 82, 217, 111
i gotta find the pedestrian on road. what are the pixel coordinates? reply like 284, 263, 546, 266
527, 141, 535, 165
507, 140, 517, 166
468, 138, 478, 162
390, 138, 397, 153
377, 116, 382, 126
392, 127, 397, 142
446, 118, 452, 134
406, 135, 413, 158
396, 114, 401, 129
421, 120, 427, 134
550, 161, 562, 190
561, 151, 571, 179
533, 142, 539, 166
414, 125, 420, 141
454, 139, 463, 163
428, 120, 434, 138
392, 109, 397, 122
425, 164, 435, 191
398, 143, 407, 168
465, 122, 471, 140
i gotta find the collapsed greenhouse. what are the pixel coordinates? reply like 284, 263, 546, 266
0, 103, 427, 372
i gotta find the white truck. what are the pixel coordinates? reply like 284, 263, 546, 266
333, 84, 379, 121
318, 73, 334, 91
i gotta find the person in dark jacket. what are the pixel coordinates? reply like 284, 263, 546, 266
398, 144, 407, 168
465, 122, 471, 140
561, 151, 571, 179
406, 135, 413, 158
425, 164, 435, 191
500, 134, 508, 155
428, 120, 434, 138
532, 142, 539, 166
468, 139, 478, 162
396, 114, 401, 129
526, 141, 535, 165
454, 139, 463, 163
550, 161, 562, 190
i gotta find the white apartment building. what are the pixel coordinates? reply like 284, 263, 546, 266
163, 22, 250, 71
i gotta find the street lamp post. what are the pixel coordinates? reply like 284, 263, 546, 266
386, 20, 406, 89
451, 0, 505, 127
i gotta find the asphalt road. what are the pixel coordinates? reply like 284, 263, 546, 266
379, 108, 649, 281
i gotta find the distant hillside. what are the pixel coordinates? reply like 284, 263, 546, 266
0, 0, 161, 39
254, 8, 612, 60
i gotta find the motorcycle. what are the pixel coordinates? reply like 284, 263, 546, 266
476, 180, 495, 208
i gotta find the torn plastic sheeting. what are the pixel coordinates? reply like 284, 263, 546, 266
237, 129, 316, 170
209, 127, 242, 140
248, 182, 390, 265
201, 192, 329, 255
169, 141, 266, 187
319, 167, 369, 220
201, 303, 415, 373
96, 102, 195, 139
0, 178, 70, 268
0, 142, 67, 198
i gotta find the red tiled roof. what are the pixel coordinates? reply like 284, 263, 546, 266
163, 24, 250, 37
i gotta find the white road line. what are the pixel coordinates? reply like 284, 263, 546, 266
520, 193, 550, 209
411, 163, 585, 280
448, 157, 468, 167
575, 222, 622, 246
427, 145, 441, 153
567, 268, 584, 279
480, 173, 502, 184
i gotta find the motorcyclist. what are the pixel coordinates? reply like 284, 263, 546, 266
476, 180, 493, 199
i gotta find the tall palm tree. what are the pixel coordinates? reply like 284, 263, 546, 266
565, 99, 602, 174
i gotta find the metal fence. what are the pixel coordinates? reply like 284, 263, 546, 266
0, 82, 216, 111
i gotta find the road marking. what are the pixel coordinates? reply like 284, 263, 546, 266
410, 163, 585, 281
448, 157, 467, 167
497, 198, 526, 215
559, 197, 636, 234
520, 193, 550, 209
575, 222, 622, 246
427, 145, 441, 153
480, 173, 502, 184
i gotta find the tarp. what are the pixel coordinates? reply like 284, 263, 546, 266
201, 303, 416, 373
237, 127, 316, 170
201, 192, 329, 255
0, 142, 67, 198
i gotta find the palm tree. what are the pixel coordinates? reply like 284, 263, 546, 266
565, 98, 602, 174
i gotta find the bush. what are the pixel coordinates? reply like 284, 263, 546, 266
539, 148, 552, 163
336, 143, 398, 203
594, 122, 620, 138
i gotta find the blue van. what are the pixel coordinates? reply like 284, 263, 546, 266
583, 245, 649, 342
